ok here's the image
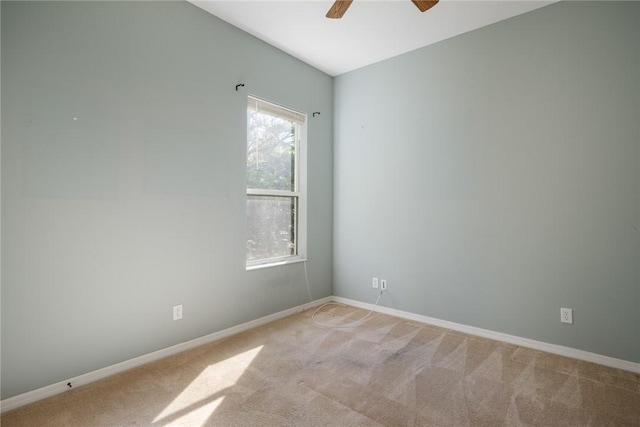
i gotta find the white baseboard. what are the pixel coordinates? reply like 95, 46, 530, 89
0, 296, 332, 414
332, 296, 640, 374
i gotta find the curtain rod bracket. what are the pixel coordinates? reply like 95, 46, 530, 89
235, 83, 245, 91
313, 112, 321, 117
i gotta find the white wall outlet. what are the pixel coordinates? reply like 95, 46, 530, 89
380, 279, 387, 290
561, 307, 572, 324
372, 277, 379, 289
173, 304, 183, 321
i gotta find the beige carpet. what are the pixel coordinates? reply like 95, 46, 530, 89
2, 304, 639, 426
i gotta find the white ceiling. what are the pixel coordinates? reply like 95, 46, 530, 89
189, 0, 556, 76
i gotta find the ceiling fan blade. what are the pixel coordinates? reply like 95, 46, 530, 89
326, 0, 353, 19
412, 0, 439, 13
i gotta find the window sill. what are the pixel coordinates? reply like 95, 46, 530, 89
246, 256, 307, 271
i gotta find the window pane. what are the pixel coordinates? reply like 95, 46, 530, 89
247, 110, 295, 192
246, 195, 297, 261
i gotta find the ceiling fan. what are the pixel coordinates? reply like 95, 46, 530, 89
326, 0, 439, 19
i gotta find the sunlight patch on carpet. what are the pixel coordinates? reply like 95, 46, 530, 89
153, 345, 263, 424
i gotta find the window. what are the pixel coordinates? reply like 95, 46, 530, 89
246, 96, 306, 268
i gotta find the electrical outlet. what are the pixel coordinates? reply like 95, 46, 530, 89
380, 279, 387, 290
173, 304, 183, 321
561, 307, 572, 324
372, 277, 379, 289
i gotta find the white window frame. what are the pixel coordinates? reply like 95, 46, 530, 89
246, 95, 307, 270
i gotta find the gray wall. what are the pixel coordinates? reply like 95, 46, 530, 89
1, 1, 333, 399
334, 1, 639, 363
